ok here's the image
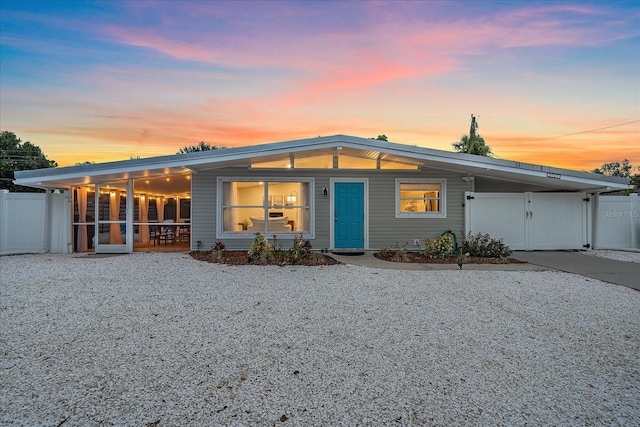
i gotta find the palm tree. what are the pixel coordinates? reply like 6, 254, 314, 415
452, 115, 492, 156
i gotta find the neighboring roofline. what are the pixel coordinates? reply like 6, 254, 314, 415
13, 134, 630, 190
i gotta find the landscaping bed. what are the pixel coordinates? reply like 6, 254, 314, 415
190, 250, 341, 266
374, 250, 526, 264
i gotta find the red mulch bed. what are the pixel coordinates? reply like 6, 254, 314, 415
374, 251, 526, 264
190, 250, 341, 266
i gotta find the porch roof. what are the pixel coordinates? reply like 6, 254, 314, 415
14, 134, 630, 193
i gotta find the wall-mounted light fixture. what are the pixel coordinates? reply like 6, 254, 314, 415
323, 187, 329, 196
462, 176, 474, 184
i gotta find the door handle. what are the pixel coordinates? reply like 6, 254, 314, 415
335, 212, 338, 221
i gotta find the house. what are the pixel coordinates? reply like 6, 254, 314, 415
12, 135, 630, 254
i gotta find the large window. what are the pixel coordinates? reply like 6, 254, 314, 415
219, 179, 313, 237
396, 179, 446, 218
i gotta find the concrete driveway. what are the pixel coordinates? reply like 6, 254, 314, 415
512, 251, 640, 291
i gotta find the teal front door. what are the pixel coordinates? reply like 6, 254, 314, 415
334, 182, 364, 249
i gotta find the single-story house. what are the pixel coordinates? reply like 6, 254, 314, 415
13, 135, 630, 254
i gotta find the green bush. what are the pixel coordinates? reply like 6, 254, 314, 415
248, 232, 272, 260
248, 233, 314, 264
392, 242, 409, 262
290, 234, 313, 263
209, 240, 227, 262
461, 232, 512, 258
422, 235, 454, 258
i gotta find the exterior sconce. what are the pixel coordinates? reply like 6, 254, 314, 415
462, 176, 474, 184
323, 187, 329, 196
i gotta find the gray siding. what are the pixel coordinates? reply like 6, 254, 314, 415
192, 167, 470, 251
367, 170, 468, 250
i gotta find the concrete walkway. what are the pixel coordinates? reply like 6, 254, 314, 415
511, 251, 640, 291
328, 251, 544, 271
328, 250, 640, 291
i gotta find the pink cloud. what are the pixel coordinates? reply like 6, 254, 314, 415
101, 26, 220, 63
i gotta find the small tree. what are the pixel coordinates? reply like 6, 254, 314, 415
591, 159, 634, 177
177, 141, 227, 154
592, 159, 640, 194
452, 114, 492, 156
1, 131, 57, 192
372, 134, 388, 141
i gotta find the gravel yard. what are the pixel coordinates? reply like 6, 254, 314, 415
1, 252, 639, 426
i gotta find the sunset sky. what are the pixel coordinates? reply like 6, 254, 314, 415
1, 0, 638, 170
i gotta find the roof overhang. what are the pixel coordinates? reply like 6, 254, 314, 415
14, 134, 630, 194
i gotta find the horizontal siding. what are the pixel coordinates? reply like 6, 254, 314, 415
368, 170, 467, 250
190, 169, 217, 250
191, 168, 470, 251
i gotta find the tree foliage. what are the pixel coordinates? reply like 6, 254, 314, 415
592, 159, 640, 194
452, 114, 492, 156
1, 131, 57, 192
372, 134, 388, 141
591, 159, 635, 177
177, 141, 227, 154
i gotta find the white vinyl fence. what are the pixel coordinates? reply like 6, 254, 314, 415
595, 194, 639, 250
0, 190, 71, 255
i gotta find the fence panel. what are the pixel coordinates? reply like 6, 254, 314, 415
0, 190, 47, 255
596, 194, 639, 250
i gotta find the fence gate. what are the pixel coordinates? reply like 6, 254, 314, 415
465, 192, 590, 251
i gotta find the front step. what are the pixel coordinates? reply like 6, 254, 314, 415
331, 248, 365, 256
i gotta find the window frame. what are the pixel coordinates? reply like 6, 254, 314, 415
217, 177, 315, 239
395, 178, 447, 218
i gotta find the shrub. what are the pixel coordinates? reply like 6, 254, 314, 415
461, 232, 512, 258
392, 242, 409, 262
291, 235, 313, 261
378, 247, 393, 259
209, 240, 227, 262
422, 235, 454, 259
248, 232, 272, 260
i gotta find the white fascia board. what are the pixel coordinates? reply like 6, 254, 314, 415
13, 134, 630, 191
346, 140, 629, 190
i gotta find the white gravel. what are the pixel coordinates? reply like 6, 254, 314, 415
1, 252, 639, 426
584, 249, 640, 264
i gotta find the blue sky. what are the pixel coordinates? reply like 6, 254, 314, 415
1, 0, 638, 169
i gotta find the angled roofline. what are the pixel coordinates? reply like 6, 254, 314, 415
14, 134, 630, 190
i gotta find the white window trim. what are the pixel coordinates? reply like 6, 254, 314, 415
217, 177, 315, 239
395, 178, 447, 218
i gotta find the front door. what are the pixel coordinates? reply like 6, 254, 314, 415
334, 182, 364, 249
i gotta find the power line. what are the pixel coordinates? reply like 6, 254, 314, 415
526, 119, 640, 142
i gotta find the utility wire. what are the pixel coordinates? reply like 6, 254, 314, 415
526, 119, 639, 142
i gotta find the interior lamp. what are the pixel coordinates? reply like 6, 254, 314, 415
285, 191, 298, 205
